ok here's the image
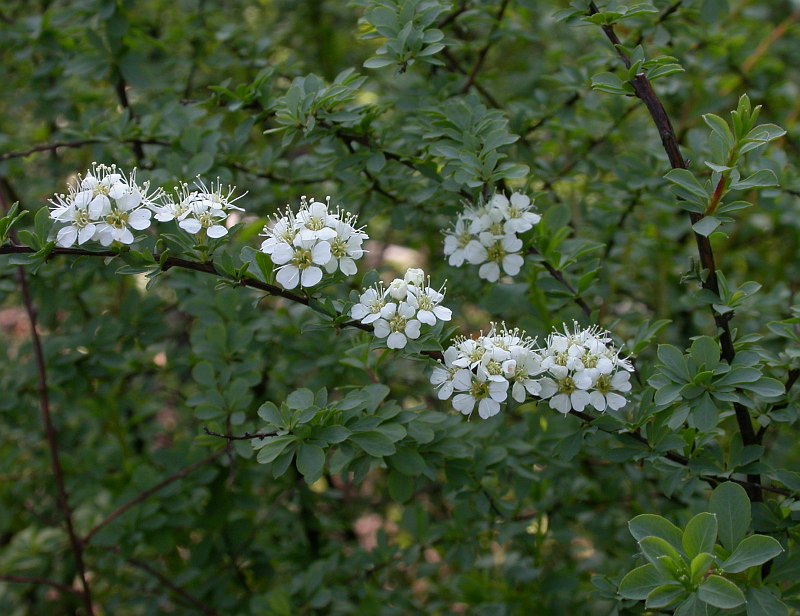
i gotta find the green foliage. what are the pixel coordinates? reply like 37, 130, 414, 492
619, 483, 785, 612
1, 0, 800, 614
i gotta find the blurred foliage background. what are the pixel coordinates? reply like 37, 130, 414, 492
1, 0, 799, 613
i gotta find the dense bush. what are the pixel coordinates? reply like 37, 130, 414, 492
1, 1, 799, 614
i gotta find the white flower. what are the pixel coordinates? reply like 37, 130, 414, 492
451, 370, 508, 419
372, 301, 421, 349
153, 183, 195, 223
386, 278, 408, 301
407, 284, 452, 326
505, 347, 543, 403
538, 375, 591, 414
272, 235, 331, 290
50, 163, 159, 247
476, 234, 524, 282
296, 197, 337, 242
260, 211, 299, 255
193, 177, 246, 212
404, 268, 425, 286
491, 192, 541, 234
177, 199, 228, 238
325, 217, 364, 275
429, 346, 461, 400
350, 285, 387, 324
443, 214, 476, 267
588, 370, 632, 411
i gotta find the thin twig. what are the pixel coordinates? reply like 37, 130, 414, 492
528, 246, 592, 316
460, 0, 511, 94
0, 183, 95, 614
82, 450, 225, 546
203, 427, 277, 441
0, 139, 170, 162
107, 547, 219, 616
0, 574, 82, 597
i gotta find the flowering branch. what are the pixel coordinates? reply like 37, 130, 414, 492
82, 450, 225, 547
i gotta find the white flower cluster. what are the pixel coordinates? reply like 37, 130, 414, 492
49, 163, 245, 247
351, 268, 452, 350
260, 196, 367, 290
443, 192, 540, 282
153, 178, 245, 238
49, 163, 159, 247
431, 322, 633, 419
538, 323, 634, 414
431, 323, 542, 419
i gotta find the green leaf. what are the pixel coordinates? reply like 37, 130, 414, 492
296, 443, 325, 483
690, 553, 715, 583
618, 564, 666, 600
364, 56, 396, 69
709, 482, 751, 551
387, 470, 414, 502
746, 587, 789, 616
697, 575, 745, 608
719, 534, 783, 573
629, 514, 684, 552
738, 377, 785, 398
674, 594, 709, 616
287, 388, 315, 410
730, 169, 779, 190
690, 337, 720, 370
638, 536, 683, 576
692, 216, 721, 237
255, 435, 296, 464
646, 583, 686, 609
703, 113, 734, 147
315, 426, 350, 444
350, 431, 396, 457
257, 401, 282, 425
665, 169, 708, 200
657, 345, 690, 381
388, 448, 427, 476
683, 512, 718, 559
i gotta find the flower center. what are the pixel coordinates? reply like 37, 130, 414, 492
489, 221, 505, 236
507, 206, 520, 219
595, 375, 612, 394
486, 242, 506, 264
417, 294, 433, 311
105, 209, 129, 229
291, 248, 314, 270
197, 212, 215, 228
389, 314, 407, 333
557, 377, 576, 395
331, 237, 348, 258
583, 355, 598, 369
485, 360, 502, 376
469, 381, 490, 400
457, 232, 471, 248
306, 216, 326, 231
468, 346, 485, 364
368, 298, 385, 314
74, 209, 91, 229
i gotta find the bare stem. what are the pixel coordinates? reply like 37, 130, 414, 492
82, 450, 225, 546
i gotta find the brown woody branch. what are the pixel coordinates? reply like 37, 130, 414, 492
587, 1, 762, 499
0, 574, 82, 597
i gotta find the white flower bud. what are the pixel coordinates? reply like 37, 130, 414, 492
387, 278, 408, 300
404, 267, 425, 286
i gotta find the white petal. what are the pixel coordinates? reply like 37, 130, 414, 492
606, 392, 627, 410
340, 258, 357, 276
207, 225, 228, 238
276, 266, 300, 289
300, 266, 323, 287
502, 254, 524, 276
77, 224, 96, 244
387, 332, 407, 349
571, 390, 591, 412
373, 319, 390, 338
311, 241, 331, 265
433, 306, 452, 321
351, 304, 369, 320
478, 398, 500, 419
405, 320, 421, 340
452, 394, 475, 415
589, 391, 607, 412
550, 394, 571, 415
128, 209, 152, 230
417, 310, 436, 326
479, 262, 500, 282
271, 243, 294, 265
179, 218, 202, 234
56, 226, 77, 247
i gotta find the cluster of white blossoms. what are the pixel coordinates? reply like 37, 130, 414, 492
260, 196, 367, 290
351, 268, 452, 350
431, 322, 633, 419
49, 163, 245, 247
442, 192, 540, 283
152, 178, 245, 239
